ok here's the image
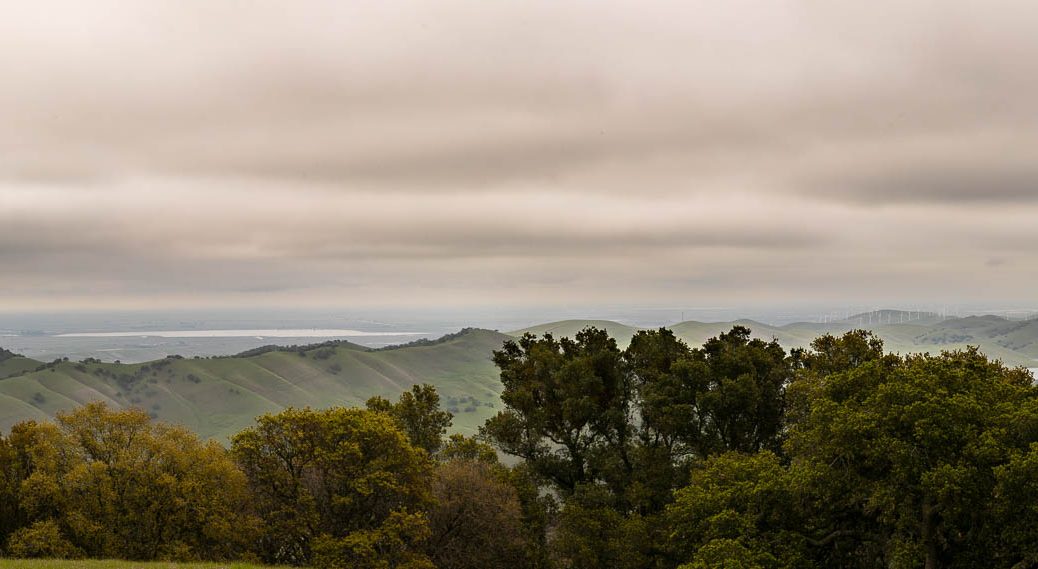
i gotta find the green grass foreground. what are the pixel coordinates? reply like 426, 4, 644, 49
0, 560, 277, 569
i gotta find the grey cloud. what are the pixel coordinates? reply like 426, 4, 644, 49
1, 1, 1034, 192
0, 201, 821, 267
806, 164, 1038, 206
2, 0, 1038, 310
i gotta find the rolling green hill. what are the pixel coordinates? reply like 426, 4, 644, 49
3, 315, 1036, 443
511, 319, 641, 347
0, 328, 511, 441
0, 354, 40, 379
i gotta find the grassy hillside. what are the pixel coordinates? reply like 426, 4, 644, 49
3, 316, 1035, 444
0, 560, 274, 569
0, 329, 511, 441
511, 319, 641, 347
0, 356, 40, 380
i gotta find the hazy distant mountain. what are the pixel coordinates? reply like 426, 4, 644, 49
515, 313, 1038, 367
518, 313, 1038, 366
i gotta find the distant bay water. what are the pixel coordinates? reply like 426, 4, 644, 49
0, 328, 438, 363
55, 329, 427, 338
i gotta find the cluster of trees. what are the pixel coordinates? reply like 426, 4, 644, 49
482, 326, 1038, 568
3, 325, 1038, 568
0, 385, 547, 569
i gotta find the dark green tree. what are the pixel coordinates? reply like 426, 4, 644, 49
693, 326, 790, 455
790, 328, 888, 377
551, 484, 653, 569
367, 384, 453, 454
627, 325, 792, 462
481, 328, 632, 496
483, 326, 795, 568
991, 442, 1038, 566
787, 344, 1038, 568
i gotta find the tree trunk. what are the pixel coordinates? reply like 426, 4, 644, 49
922, 498, 939, 569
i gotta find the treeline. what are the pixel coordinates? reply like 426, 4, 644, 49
229, 339, 359, 358
3, 326, 1038, 568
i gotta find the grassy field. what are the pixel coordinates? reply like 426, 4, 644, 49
0, 561, 274, 569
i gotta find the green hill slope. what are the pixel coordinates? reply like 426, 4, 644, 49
0, 329, 511, 441
510, 319, 641, 346
3, 317, 1035, 444
0, 355, 42, 379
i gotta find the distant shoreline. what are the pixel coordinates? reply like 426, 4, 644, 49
54, 329, 428, 338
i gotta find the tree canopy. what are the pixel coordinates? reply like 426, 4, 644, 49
484, 326, 1038, 569
1, 403, 255, 561
231, 406, 435, 568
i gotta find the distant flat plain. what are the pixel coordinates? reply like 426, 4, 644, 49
0, 331, 439, 364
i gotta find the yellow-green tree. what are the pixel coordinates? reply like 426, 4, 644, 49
0, 431, 26, 553
232, 406, 434, 568
4, 403, 256, 561
664, 451, 810, 569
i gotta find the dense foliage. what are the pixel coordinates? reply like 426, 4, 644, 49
482, 326, 1038, 568
3, 326, 1038, 568
231, 406, 434, 568
0, 403, 256, 561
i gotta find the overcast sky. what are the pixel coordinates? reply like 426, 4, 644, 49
2, 0, 1037, 313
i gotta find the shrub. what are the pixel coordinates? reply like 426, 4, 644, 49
6, 520, 83, 559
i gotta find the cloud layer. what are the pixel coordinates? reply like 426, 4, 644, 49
2, 0, 1037, 311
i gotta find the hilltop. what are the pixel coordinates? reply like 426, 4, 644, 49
511, 319, 641, 346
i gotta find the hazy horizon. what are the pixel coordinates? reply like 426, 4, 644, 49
4, 303, 1038, 332
3, 304, 1038, 367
